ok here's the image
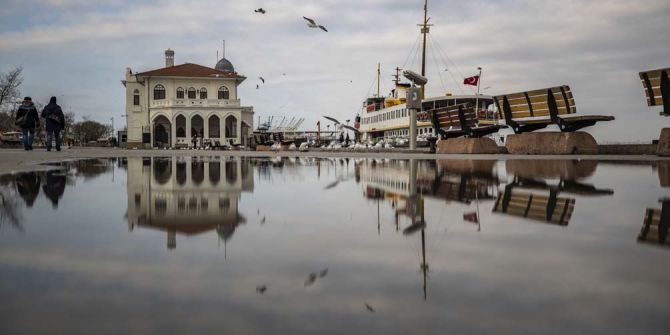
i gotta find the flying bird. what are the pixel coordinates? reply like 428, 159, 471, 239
254, 8, 266, 14
304, 272, 318, 287
319, 268, 328, 278
256, 285, 267, 294
365, 303, 375, 313
256, 84, 260, 89
260, 216, 266, 224
303, 16, 328, 32
259, 76, 265, 84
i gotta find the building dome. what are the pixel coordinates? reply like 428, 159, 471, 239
215, 57, 235, 73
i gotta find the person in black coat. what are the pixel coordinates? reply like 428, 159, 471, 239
15, 97, 40, 150
41, 96, 65, 151
42, 170, 66, 209
15, 172, 41, 207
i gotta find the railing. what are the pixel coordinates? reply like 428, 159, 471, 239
150, 99, 241, 108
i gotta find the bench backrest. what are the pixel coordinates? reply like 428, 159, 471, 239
639, 68, 670, 115
493, 189, 575, 225
429, 103, 476, 130
494, 85, 576, 122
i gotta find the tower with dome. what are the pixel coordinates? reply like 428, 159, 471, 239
122, 48, 254, 149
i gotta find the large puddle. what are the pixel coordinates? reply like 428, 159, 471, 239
0, 157, 669, 334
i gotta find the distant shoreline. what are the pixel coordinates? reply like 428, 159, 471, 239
0, 146, 669, 174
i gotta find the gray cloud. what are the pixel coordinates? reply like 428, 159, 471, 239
0, 0, 669, 142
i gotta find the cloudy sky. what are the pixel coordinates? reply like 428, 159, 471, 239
0, 0, 669, 142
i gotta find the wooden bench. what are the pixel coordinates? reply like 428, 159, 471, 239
639, 68, 670, 115
429, 103, 506, 139
493, 184, 575, 225
639, 200, 670, 246
493, 85, 614, 133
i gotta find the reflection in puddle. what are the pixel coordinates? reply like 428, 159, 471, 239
0, 157, 669, 334
127, 157, 252, 250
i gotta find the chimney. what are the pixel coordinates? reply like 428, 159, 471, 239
165, 49, 175, 67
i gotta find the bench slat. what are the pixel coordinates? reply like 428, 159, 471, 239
640, 68, 670, 80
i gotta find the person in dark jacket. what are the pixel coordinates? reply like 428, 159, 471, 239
41, 96, 65, 151
42, 170, 66, 209
15, 172, 41, 207
15, 97, 40, 150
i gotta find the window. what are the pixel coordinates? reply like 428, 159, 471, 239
218, 86, 229, 99
199, 87, 207, 99
176, 87, 184, 99
187, 87, 196, 99
133, 89, 140, 105
153, 84, 165, 100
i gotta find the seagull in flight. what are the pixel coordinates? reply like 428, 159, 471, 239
259, 76, 265, 84
303, 16, 328, 32
254, 8, 266, 14
256, 84, 260, 89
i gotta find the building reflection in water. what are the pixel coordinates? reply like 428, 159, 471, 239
126, 156, 253, 250
494, 160, 613, 226
640, 201, 670, 247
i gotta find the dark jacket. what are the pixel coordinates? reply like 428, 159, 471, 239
41, 99, 65, 131
16, 103, 40, 129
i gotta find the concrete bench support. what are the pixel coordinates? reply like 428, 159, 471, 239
657, 128, 670, 156
436, 137, 500, 154
506, 131, 598, 155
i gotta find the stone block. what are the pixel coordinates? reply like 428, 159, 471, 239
657, 128, 670, 156
506, 159, 597, 180
436, 137, 501, 154
505, 132, 598, 155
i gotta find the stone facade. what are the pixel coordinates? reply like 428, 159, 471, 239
122, 49, 254, 149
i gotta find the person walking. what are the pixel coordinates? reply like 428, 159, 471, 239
15, 97, 40, 151
41, 96, 65, 152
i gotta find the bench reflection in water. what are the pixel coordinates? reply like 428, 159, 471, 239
639, 200, 670, 247
494, 160, 613, 225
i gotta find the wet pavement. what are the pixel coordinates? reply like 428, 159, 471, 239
0, 156, 669, 334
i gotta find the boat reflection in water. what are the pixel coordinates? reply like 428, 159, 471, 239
355, 158, 499, 299
494, 160, 613, 226
126, 156, 253, 250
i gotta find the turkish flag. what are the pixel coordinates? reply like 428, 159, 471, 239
463, 75, 480, 86
463, 211, 479, 223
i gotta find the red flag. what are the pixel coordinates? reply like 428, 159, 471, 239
463, 75, 480, 86
463, 211, 479, 223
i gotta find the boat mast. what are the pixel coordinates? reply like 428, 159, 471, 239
377, 63, 381, 97
420, 0, 430, 99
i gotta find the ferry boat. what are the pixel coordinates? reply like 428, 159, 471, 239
354, 0, 500, 144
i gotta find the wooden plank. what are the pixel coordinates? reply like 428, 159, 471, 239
640, 68, 670, 80
644, 87, 663, 98
641, 77, 663, 87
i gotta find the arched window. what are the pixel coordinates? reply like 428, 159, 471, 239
187, 87, 196, 99
133, 89, 140, 105
176, 115, 186, 138
225, 115, 237, 138
199, 87, 207, 99
218, 86, 229, 100
176, 87, 184, 99
153, 84, 165, 100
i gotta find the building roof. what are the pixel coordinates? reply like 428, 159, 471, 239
136, 63, 245, 79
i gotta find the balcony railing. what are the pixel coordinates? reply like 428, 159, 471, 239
150, 99, 241, 108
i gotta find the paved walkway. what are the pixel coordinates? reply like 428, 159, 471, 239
0, 147, 667, 174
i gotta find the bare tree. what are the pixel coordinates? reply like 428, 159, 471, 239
0, 66, 23, 106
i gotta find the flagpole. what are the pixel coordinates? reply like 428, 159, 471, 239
474, 67, 482, 116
